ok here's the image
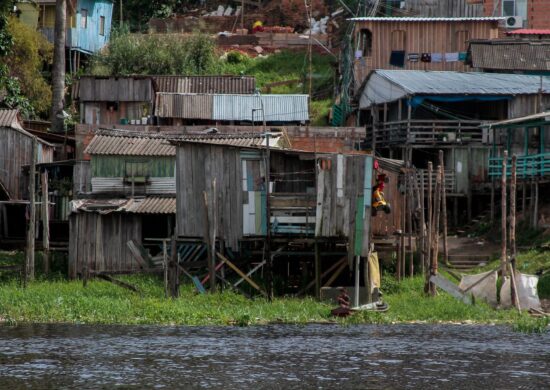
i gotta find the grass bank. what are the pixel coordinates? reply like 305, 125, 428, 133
0, 251, 545, 331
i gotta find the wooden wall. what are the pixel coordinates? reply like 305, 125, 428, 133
353, 19, 499, 91
175, 143, 243, 250
0, 127, 53, 200
68, 212, 142, 278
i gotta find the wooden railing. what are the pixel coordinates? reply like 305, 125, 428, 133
417, 169, 457, 194
489, 153, 550, 179
366, 120, 484, 147
269, 193, 316, 235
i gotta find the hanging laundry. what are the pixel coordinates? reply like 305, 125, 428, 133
458, 52, 468, 61
444, 52, 459, 62
408, 53, 419, 62
389, 50, 406, 67
421, 53, 431, 62
431, 53, 443, 63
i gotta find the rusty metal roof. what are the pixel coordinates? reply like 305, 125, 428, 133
0, 109, 23, 130
75, 76, 154, 102
71, 197, 176, 214
85, 133, 175, 156
469, 40, 550, 71
152, 76, 256, 94
169, 132, 285, 148
122, 197, 176, 214
155, 93, 213, 119
155, 93, 309, 122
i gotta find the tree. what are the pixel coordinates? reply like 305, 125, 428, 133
50, 0, 66, 133
2, 17, 53, 116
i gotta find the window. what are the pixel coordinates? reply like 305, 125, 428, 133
502, 0, 527, 18
99, 16, 105, 36
360, 29, 372, 57
124, 161, 150, 183
81, 9, 88, 29
391, 30, 406, 51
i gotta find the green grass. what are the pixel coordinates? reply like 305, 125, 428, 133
0, 251, 544, 331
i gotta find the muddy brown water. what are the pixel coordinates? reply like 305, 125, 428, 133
0, 324, 548, 389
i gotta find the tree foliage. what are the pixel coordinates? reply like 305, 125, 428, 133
90, 30, 218, 75
2, 17, 53, 116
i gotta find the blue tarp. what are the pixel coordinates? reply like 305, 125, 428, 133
410, 95, 513, 108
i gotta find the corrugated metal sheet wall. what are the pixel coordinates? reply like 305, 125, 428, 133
212, 94, 309, 122
155, 94, 213, 119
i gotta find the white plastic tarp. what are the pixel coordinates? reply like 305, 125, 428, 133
500, 273, 542, 310
459, 270, 498, 306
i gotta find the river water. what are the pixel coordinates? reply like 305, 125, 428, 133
0, 324, 548, 389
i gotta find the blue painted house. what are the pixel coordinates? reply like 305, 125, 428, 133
17, 0, 113, 55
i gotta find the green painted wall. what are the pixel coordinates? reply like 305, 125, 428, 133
91, 156, 175, 178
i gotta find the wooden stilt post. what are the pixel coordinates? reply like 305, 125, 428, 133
314, 240, 321, 300
418, 169, 425, 276
408, 170, 414, 277
510, 154, 518, 309
501, 151, 508, 278
521, 182, 526, 214
533, 180, 539, 229
169, 235, 179, 298
429, 165, 442, 296
203, 179, 217, 293
401, 170, 406, 280
163, 239, 168, 298
25, 137, 37, 285
41, 171, 50, 275
425, 162, 433, 292
490, 179, 495, 225
439, 150, 448, 266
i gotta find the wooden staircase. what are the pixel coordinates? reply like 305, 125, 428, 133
446, 255, 491, 271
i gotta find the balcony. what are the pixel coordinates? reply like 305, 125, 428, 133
366, 120, 484, 148
417, 169, 457, 194
489, 153, 550, 179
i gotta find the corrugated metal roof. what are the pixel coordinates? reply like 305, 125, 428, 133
155, 93, 213, 119
0, 109, 23, 130
85, 134, 175, 156
349, 17, 504, 22
169, 132, 285, 148
155, 93, 309, 122
72, 197, 176, 214
152, 76, 256, 94
122, 197, 176, 214
378, 70, 550, 94
508, 29, 550, 35
483, 111, 550, 128
212, 94, 309, 122
469, 41, 550, 71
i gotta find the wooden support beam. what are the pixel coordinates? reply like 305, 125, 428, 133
25, 137, 37, 285
314, 241, 321, 299
41, 171, 50, 275
97, 274, 140, 293
297, 256, 347, 296
429, 165, 442, 296
216, 252, 268, 297
501, 151, 508, 278
510, 155, 518, 309
439, 151, 449, 266
425, 161, 433, 293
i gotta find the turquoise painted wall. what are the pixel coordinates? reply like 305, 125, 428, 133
73, 0, 113, 53
92, 156, 175, 178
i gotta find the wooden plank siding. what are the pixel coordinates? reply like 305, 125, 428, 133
353, 19, 499, 91
175, 143, 243, 249
0, 127, 54, 200
68, 212, 142, 278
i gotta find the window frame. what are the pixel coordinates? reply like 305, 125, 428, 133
80, 9, 88, 29
99, 16, 105, 36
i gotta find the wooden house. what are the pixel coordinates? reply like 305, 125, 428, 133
170, 133, 404, 295
68, 130, 177, 277
17, 0, 114, 56
360, 70, 550, 222
74, 75, 257, 126
349, 17, 501, 91
155, 93, 309, 126
0, 109, 54, 243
